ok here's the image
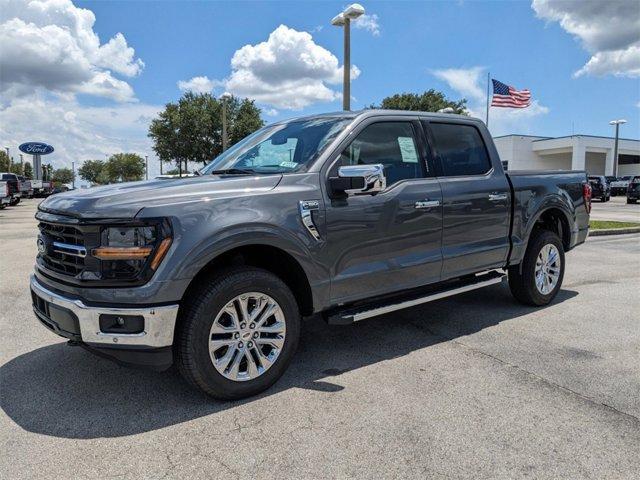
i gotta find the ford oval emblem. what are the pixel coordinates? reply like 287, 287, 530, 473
19, 142, 54, 155
37, 236, 47, 255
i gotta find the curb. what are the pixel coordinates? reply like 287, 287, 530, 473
588, 227, 640, 237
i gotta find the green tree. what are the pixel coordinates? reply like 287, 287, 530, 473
371, 89, 468, 114
0, 151, 9, 172
52, 167, 75, 184
23, 162, 33, 179
9, 162, 23, 175
104, 153, 145, 182
148, 92, 264, 175
78, 159, 105, 184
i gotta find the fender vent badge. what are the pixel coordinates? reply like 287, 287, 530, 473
299, 200, 321, 241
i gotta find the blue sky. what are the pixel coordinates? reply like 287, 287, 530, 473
1, 0, 639, 173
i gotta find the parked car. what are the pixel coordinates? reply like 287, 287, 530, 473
610, 176, 632, 196
588, 175, 611, 202
0, 172, 21, 205
30, 110, 591, 400
627, 176, 640, 204
0, 179, 10, 209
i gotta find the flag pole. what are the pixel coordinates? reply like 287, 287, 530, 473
485, 71, 490, 128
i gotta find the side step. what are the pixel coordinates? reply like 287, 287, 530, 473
327, 271, 506, 325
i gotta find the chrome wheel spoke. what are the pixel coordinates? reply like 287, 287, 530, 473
258, 320, 285, 334
255, 303, 277, 329
257, 335, 285, 350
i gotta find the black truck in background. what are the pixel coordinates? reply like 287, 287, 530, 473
30, 110, 591, 399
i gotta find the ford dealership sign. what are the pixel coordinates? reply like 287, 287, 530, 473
19, 142, 54, 155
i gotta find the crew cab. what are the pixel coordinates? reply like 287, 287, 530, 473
30, 110, 590, 399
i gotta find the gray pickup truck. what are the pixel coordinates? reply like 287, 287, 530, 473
31, 110, 591, 399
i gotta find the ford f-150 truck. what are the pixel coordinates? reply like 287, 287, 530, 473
30, 110, 591, 399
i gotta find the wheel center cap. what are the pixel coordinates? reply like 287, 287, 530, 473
241, 332, 252, 340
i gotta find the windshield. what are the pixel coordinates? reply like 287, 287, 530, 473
200, 117, 352, 175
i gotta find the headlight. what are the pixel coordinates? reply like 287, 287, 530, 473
91, 222, 172, 280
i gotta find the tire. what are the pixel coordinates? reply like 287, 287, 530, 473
176, 267, 301, 400
508, 229, 565, 306
601, 195, 606, 202
628, 199, 637, 204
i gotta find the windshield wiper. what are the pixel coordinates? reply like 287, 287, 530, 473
209, 168, 255, 175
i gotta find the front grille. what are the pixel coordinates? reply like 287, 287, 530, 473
38, 221, 87, 277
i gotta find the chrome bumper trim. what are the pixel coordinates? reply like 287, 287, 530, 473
30, 275, 178, 348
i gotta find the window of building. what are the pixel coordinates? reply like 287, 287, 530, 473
430, 123, 491, 176
336, 122, 424, 186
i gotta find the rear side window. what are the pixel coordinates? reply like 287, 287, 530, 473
430, 123, 491, 176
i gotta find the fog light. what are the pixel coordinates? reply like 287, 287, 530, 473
99, 314, 144, 334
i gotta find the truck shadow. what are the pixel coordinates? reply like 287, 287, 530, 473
0, 284, 577, 439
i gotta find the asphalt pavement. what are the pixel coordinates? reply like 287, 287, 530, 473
1, 199, 639, 479
590, 195, 640, 222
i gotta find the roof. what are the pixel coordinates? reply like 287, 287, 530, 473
273, 109, 479, 125
492, 134, 639, 142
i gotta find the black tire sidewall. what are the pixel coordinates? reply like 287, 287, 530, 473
180, 268, 300, 400
522, 231, 565, 305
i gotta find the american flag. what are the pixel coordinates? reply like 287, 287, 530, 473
491, 79, 531, 108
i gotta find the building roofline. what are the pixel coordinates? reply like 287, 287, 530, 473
532, 134, 640, 143
492, 134, 551, 140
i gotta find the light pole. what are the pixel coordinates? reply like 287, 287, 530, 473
331, 4, 365, 111
145, 155, 149, 180
220, 92, 232, 152
72, 161, 75, 189
609, 119, 627, 177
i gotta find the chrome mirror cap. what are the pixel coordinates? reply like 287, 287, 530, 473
337, 164, 386, 195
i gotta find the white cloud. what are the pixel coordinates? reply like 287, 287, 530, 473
177, 76, 216, 94
264, 108, 279, 117
0, 0, 144, 102
353, 13, 380, 36
0, 94, 163, 175
432, 67, 485, 102
532, 0, 640, 78
432, 66, 550, 135
218, 24, 359, 109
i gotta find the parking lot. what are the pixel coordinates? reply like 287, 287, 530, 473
1, 198, 639, 479
589, 195, 640, 222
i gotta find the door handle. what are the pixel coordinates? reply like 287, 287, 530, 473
414, 199, 440, 209
488, 192, 508, 201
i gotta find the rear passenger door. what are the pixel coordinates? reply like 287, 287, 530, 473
424, 120, 511, 279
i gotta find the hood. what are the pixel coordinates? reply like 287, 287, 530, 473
39, 174, 282, 219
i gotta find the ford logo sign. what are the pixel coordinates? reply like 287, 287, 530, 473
19, 142, 54, 155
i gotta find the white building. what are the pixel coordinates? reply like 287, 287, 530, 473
494, 134, 640, 176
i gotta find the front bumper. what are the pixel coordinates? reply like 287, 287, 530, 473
30, 275, 179, 369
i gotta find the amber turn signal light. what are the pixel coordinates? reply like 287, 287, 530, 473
92, 246, 153, 260
150, 238, 172, 270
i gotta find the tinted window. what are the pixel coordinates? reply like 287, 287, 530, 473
336, 122, 423, 186
430, 123, 491, 176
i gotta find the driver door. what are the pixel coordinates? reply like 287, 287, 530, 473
323, 119, 443, 304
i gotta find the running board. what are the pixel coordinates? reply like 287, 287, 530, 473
326, 271, 506, 325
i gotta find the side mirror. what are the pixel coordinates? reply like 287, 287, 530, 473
329, 164, 386, 197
